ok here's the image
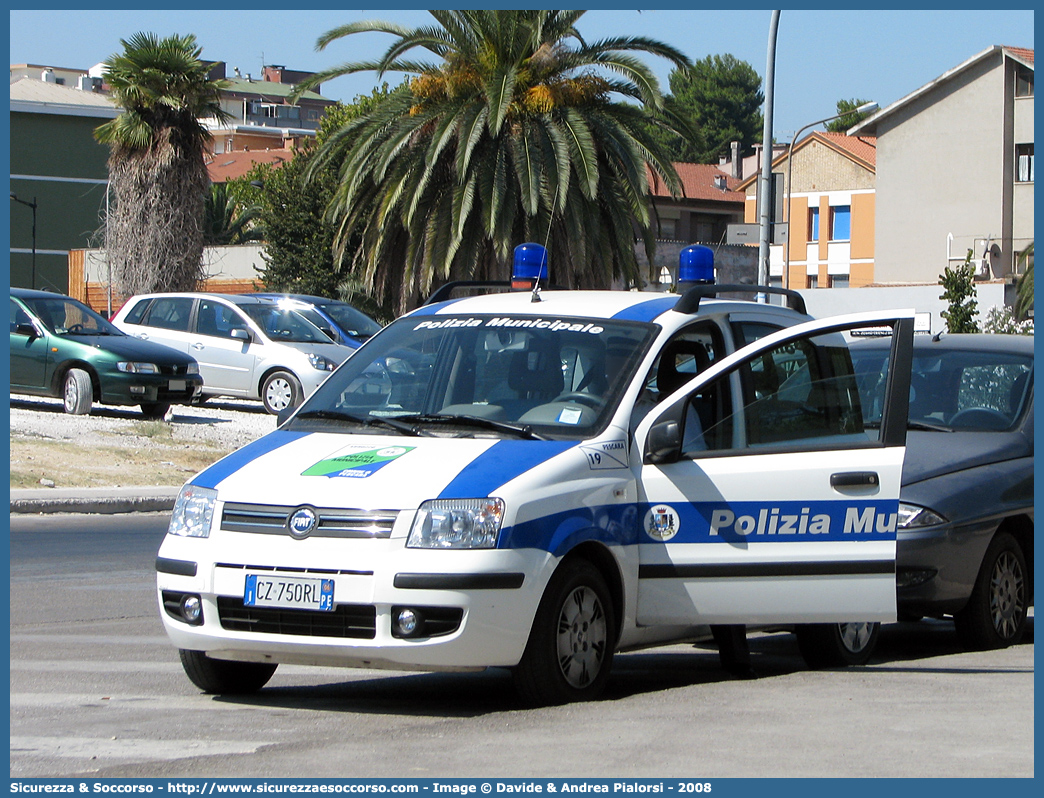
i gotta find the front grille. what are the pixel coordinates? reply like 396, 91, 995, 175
217, 597, 376, 639
159, 364, 192, 376
221, 502, 398, 538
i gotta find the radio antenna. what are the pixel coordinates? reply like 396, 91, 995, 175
532, 182, 560, 303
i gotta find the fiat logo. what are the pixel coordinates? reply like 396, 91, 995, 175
287, 506, 318, 539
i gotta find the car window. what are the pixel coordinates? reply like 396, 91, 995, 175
121, 298, 152, 325
19, 295, 121, 336
318, 302, 382, 338
143, 297, 194, 332
10, 300, 33, 332
240, 305, 330, 344
195, 299, 248, 339
297, 315, 655, 440
693, 330, 871, 454
731, 320, 784, 348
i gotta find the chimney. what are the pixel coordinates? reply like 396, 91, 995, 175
730, 141, 741, 179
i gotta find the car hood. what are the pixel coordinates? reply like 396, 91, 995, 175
188, 430, 578, 509
66, 333, 192, 364
281, 340, 356, 363
902, 429, 1032, 486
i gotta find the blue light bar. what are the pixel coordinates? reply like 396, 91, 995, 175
512, 243, 549, 288
678, 245, 714, 285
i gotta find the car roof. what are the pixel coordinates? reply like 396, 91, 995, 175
129, 292, 277, 307
854, 332, 1034, 356
251, 292, 342, 305
406, 288, 807, 327
11, 287, 72, 300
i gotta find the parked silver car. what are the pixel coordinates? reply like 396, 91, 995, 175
111, 293, 355, 413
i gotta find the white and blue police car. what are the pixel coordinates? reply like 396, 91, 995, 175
157, 243, 914, 705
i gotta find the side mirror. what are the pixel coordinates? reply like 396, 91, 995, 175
645, 419, 682, 465
14, 322, 39, 338
230, 328, 251, 342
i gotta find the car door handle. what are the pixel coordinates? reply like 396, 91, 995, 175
192, 342, 205, 350
830, 471, 879, 488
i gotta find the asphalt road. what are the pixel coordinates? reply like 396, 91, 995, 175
9, 512, 1034, 779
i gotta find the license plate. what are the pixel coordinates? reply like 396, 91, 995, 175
244, 574, 334, 611
169, 379, 186, 391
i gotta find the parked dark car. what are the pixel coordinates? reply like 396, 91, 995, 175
852, 333, 1033, 649
249, 293, 382, 349
10, 288, 202, 418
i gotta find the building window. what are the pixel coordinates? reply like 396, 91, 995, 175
1015, 68, 1034, 98
807, 275, 818, 289
1016, 144, 1034, 183
829, 275, 850, 289
808, 207, 819, 242
830, 206, 851, 241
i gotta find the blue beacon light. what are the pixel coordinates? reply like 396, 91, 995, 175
512, 242, 549, 290
677, 244, 715, 289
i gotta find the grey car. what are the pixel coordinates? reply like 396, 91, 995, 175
852, 333, 1033, 649
111, 293, 356, 414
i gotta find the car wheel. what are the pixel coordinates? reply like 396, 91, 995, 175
795, 621, 880, 668
261, 370, 302, 415
954, 531, 1028, 650
179, 649, 277, 694
62, 368, 93, 415
140, 402, 170, 420
512, 559, 616, 706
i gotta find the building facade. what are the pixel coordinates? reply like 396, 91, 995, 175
739, 132, 877, 289
9, 77, 118, 292
850, 45, 1033, 287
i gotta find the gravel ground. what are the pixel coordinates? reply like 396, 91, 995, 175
9, 394, 279, 489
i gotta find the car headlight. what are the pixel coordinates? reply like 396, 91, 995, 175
308, 353, 337, 372
897, 502, 947, 529
407, 498, 505, 549
117, 361, 159, 374
185, 362, 199, 375
168, 485, 218, 538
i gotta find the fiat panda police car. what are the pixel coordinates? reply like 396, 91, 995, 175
157, 243, 914, 705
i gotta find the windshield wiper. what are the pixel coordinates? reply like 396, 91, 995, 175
394, 413, 548, 440
293, 409, 434, 437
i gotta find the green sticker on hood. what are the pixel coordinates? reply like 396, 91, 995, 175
302, 444, 416, 479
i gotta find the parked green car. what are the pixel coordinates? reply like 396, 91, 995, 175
10, 288, 203, 418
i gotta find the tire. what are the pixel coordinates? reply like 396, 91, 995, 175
954, 531, 1028, 650
140, 402, 170, 420
261, 370, 302, 415
179, 649, 277, 694
62, 368, 93, 415
512, 559, 616, 706
796, 621, 880, 668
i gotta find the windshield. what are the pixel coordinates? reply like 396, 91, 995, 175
853, 345, 1033, 431
23, 296, 121, 336
318, 302, 382, 338
291, 313, 655, 440
241, 304, 332, 344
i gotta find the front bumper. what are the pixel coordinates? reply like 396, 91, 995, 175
99, 371, 203, 407
155, 529, 554, 672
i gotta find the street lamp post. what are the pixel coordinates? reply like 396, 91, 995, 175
10, 193, 38, 290
783, 101, 878, 290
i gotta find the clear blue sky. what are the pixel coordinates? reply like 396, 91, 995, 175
8, 7, 1035, 140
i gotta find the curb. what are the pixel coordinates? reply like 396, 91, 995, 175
9, 486, 181, 515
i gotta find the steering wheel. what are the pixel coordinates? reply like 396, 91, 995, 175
555, 392, 602, 408
66, 323, 85, 334
948, 407, 1011, 430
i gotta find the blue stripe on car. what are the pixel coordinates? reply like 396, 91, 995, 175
611, 296, 679, 322
191, 430, 310, 489
437, 440, 576, 499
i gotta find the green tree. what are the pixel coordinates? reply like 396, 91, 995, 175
659, 54, 764, 163
825, 98, 875, 133
95, 32, 230, 296
1014, 242, 1033, 321
293, 10, 691, 312
247, 90, 397, 320
940, 250, 980, 333
203, 182, 263, 246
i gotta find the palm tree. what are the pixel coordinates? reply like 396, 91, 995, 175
95, 32, 230, 296
204, 182, 264, 246
1015, 242, 1033, 321
294, 10, 690, 311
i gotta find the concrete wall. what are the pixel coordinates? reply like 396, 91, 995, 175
873, 55, 1010, 284
797, 282, 1008, 336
